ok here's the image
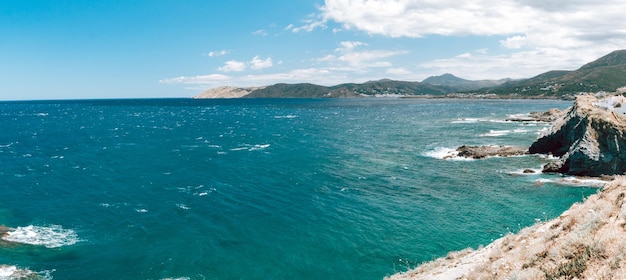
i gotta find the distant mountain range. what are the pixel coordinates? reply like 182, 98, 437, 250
194, 50, 626, 99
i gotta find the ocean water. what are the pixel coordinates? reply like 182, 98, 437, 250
0, 98, 598, 279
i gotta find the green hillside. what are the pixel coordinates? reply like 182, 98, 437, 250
422, 73, 509, 91
199, 50, 626, 99
487, 50, 626, 97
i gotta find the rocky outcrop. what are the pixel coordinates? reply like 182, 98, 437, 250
529, 94, 626, 176
387, 177, 626, 280
506, 108, 563, 122
451, 145, 528, 159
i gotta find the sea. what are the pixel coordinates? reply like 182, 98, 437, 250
0, 98, 600, 280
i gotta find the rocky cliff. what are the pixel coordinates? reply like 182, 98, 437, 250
529, 94, 626, 176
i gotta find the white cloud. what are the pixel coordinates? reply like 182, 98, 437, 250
417, 48, 601, 80
207, 50, 229, 57
159, 74, 231, 85
336, 41, 367, 52
319, 0, 626, 77
219, 60, 247, 72
252, 29, 268, 36
287, 13, 327, 33
323, 41, 408, 69
250, 56, 273, 70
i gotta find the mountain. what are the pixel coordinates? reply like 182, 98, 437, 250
422, 73, 510, 91
244, 83, 332, 98
487, 50, 626, 97
243, 80, 452, 98
194, 50, 626, 99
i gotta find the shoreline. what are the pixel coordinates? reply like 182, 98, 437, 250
388, 93, 626, 279
387, 177, 626, 279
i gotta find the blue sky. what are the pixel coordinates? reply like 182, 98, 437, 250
2, 0, 626, 100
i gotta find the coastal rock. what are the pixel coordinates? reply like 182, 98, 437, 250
452, 145, 528, 159
529, 94, 626, 176
506, 108, 563, 122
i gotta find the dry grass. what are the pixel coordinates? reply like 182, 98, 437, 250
387, 177, 626, 280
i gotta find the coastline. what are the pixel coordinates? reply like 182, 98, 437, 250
387, 177, 626, 279
388, 93, 626, 279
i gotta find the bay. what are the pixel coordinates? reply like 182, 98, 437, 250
0, 98, 596, 279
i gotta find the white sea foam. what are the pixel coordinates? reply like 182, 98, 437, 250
451, 118, 480, 124
176, 204, 190, 210
2, 225, 79, 248
535, 177, 608, 187
249, 144, 270, 151
506, 168, 543, 176
451, 117, 512, 124
274, 115, 297, 119
423, 147, 474, 161
230, 144, 270, 152
481, 129, 531, 137
0, 265, 47, 279
480, 130, 510, 137
423, 147, 457, 159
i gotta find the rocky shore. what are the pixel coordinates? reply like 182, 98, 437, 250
388, 93, 626, 279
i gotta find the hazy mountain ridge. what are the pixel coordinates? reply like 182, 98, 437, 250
195, 50, 626, 98
422, 73, 511, 91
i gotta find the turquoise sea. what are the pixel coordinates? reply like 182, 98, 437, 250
0, 98, 598, 279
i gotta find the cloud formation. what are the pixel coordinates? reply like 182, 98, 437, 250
219, 60, 247, 72
319, 0, 626, 78
207, 50, 229, 57
250, 56, 273, 70
165, 0, 626, 90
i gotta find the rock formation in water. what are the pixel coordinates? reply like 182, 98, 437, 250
451, 145, 528, 159
505, 108, 563, 122
529, 94, 626, 176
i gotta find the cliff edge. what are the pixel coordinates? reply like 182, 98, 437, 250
529, 94, 626, 176
387, 177, 626, 279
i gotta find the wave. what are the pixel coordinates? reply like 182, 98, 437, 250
0, 265, 52, 280
229, 144, 270, 152
451, 118, 511, 124
480, 129, 530, 137
506, 168, 543, 176
1, 225, 79, 248
274, 115, 298, 119
450, 118, 481, 124
176, 204, 190, 210
422, 147, 473, 161
535, 177, 608, 187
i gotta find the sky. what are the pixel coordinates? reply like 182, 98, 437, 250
2, 0, 626, 100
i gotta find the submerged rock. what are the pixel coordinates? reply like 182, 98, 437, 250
529, 94, 626, 176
